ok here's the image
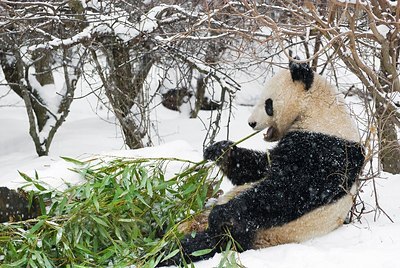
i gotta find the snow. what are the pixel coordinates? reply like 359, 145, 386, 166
1, 72, 400, 267
336, 0, 368, 4
27, 5, 174, 50
376, 24, 391, 37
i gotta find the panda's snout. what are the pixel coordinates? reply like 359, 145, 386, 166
248, 121, 257, 129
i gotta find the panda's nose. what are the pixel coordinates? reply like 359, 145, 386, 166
248, 121, 257, 129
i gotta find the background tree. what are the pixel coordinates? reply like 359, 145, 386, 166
320, 0, 400, 174
0, 1, 86, 156
0, 1, 243, 152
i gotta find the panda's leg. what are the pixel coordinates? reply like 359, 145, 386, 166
177, 230, 223, 263
164, 222, 254, 265
161, 198, 258, 266
177, 209, 210, 234
177, 184, 254, 241
158, 229, 224, 266
204, 141, 270, 185
252, 192, 355, 248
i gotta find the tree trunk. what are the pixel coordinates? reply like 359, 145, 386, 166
190, 37, 224, 118
1, 46, 81, 156
376, 44, 400, 174
1, 50, 49, 133
376, 98, 400, 174
91, 43, 154, 149
1, 49, 49, 156
110, 43, 154, 149
32, 51, 54, 87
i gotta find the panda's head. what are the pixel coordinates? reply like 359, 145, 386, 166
248, 61, 314, 142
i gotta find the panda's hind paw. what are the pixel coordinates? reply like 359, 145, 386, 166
208, 204, 240, 233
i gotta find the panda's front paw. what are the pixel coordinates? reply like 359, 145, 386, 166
203, 140, 235, 162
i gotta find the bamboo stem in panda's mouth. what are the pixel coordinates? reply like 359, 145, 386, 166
209, 130, 263, 166
232, 130, 272, 168
232, 130, 262, 147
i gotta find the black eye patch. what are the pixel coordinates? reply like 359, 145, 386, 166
265, 98, 273, 116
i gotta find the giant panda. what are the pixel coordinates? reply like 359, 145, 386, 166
162, 60, 365, 265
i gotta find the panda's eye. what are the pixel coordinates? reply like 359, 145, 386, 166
265, 98, 273, 116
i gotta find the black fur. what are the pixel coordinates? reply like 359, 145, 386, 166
204, 140, 269, 185
0, 187, 41, 223
289, 60, 314, 90
265, 98, 273, 116
167, 131, 364, 265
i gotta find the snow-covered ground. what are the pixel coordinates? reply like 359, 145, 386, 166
1, 76, 399, 268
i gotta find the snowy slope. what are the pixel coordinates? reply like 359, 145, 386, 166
1, 80, 400, 268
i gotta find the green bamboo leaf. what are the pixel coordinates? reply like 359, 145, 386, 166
93, 195, 100, 213
153, 180, 176, 191
5, 256, 28, 267
90, 215, 109, 227
190, 248, 213, 257
56, 227, 63, 244
182, 184, 197, 195
98, 247, 115, 263
19, 171, 47, 191
60, 156, 85, 165
34, 251, 46, 267
28, 258, 39, 268
115, 227, 123, 240
117, 218, 135, 223
28, 219, 45, 234
57, 196, 68, 215
161, 249, 180, 261
146, 179, 153, 197
41, 253, 53, 268
139, 168, 148, 189
38, 195, 47, 216
136, 195, 151, 208
18, 171, 32, 182
84, 183, 91, 199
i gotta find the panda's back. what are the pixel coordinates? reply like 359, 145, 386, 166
269, 131, 364, 206
271, 131, 364, 191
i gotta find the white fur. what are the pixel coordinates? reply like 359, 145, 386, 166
248, 70, 360, 142
253, 184, 357, 247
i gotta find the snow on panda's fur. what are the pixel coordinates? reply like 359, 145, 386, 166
163, 61, 365, 265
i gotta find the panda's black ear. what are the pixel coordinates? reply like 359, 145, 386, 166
289, 58, 314, 91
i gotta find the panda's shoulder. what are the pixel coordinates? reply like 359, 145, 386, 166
276, 131, 336, 148
273, 131, 361, 158
279, 131, 353, 145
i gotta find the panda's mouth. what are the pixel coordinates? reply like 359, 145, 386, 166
263, 126, 278, 142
